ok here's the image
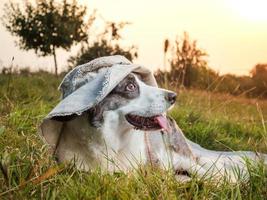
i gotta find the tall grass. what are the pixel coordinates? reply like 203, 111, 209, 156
0, 74, 266, 199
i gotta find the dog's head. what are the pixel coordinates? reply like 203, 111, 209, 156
89, 73, 177, 131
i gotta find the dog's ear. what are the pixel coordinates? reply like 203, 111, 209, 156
88, 104, 104, 128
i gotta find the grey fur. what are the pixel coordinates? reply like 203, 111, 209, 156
89, 73, 140, 127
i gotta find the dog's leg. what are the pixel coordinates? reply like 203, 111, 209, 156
166, 117, 224, 182
167, 117, 267, 182
167, 117, 197, 161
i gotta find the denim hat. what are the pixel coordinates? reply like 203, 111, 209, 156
39, 55, 157, 151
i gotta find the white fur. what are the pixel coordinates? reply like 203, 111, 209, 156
97, 75, 175, 171
119, 77, 173, 117
56, 75, 267, 183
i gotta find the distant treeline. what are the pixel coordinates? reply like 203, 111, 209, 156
2, 61, 267, 99
155, 32, 267, 99
155, 63, 267, 99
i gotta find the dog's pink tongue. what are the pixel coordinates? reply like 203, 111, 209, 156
155, 115, 170, 132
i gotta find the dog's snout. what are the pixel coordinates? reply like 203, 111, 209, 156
165, 92, 177, 105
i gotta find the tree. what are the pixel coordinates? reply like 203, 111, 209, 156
2, 0, 91, 76
250, 64, 267, 97
155, 32, 214, 88
68, 21, 138, 67
169, 32, 208, 87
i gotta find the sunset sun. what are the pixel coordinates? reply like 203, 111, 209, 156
228, 0, 267, 21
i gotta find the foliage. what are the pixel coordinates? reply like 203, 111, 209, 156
170, 32, 209, 87
68, 21, 138, 68
250, 64, 267, 98
210, 65, 267, 98
156, 32, 267, 99
2, 0, 90, 75
0, 73, 266, 198
157, 32, 214, 88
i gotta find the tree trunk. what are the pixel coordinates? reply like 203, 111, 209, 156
53, 46, 58, 76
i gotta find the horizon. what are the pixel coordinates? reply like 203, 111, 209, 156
1, 0, 267, 75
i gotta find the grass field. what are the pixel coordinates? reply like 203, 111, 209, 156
0, 73, 267, 199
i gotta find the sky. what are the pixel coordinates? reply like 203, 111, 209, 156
0, 0, 267, 75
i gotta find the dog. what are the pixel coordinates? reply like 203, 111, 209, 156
52, 73, 266, 182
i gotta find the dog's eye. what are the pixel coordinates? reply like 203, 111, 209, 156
126, 83, 136, 91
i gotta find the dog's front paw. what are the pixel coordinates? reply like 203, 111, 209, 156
175, 174, 192, 182
174, 169, 192, 182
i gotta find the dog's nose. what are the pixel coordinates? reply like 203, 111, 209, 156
165, 92, 177, 105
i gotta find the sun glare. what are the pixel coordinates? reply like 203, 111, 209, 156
228, 0, 267, 21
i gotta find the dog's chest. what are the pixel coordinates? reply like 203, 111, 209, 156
98, 112, 148, 171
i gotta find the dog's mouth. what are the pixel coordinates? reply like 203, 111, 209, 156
125, 114, 170, 131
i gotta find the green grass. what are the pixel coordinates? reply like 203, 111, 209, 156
0, 73, 267, 199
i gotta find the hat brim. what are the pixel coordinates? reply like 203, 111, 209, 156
46, 64, 157, 118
